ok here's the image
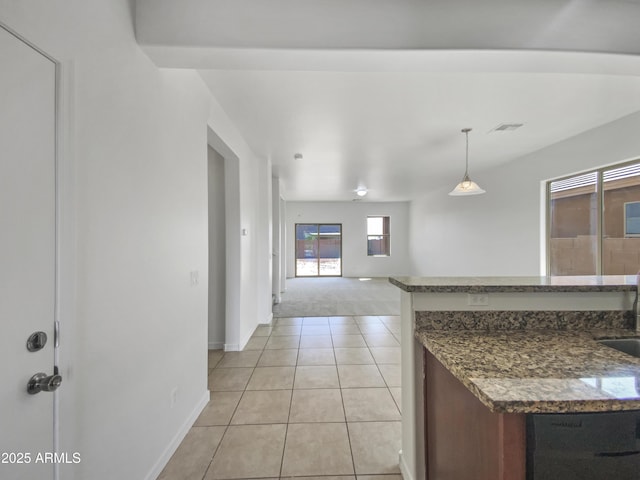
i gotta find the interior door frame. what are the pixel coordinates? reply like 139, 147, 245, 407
1, 22, 77, 480
52, 49, 76, 480
294, 223, 343, 277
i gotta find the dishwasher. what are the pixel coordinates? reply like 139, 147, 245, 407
527, 411, 640, 480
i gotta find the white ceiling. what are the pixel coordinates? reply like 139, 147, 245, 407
198, 67, 640, 201
136, 0, 640, 54
135, 0, 640, 201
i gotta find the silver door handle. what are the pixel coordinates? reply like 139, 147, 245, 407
27, 372, 62, 394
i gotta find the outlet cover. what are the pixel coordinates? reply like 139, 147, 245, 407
467, 294, 489, 306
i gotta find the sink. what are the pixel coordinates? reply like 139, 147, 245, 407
598, 338, 640, 358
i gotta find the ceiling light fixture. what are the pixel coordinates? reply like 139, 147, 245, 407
355, 187, 368, 197
448, 128, 486, 196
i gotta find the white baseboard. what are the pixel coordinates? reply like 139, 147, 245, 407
238, 329, 253, 351
399, 450, 413, 480
261, 313, 273, 326
225, 320, 271, 352
208, 341, 224, 350
145, 390, 210, 480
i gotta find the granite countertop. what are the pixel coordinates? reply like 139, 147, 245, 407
417, 328, 640, 414
390, 275, 638, 293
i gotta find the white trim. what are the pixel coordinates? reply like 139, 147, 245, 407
399, 450, 414, 480
400, 291, 417, 480
144, 390, 210, 480
226, 321, 272, 351
52, 36, 63, 480
55, 57, 77, 480
208, 341, 224, 350
57, 57, 78, 480
238, 328, 253, 351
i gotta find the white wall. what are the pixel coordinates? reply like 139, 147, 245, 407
1, 1, 272, 479
281, 198, 287, 289
205, 96, 273, 350
286, 201, 411, 278
409, 111, 640, 276
258, 158, 274, 324
208, 146, 226, 349
272, 178, 283, 303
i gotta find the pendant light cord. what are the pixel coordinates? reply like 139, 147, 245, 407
462, 127, 472, 179
465, 130, 469, 176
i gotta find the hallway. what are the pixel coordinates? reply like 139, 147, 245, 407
158, 315, 402, 479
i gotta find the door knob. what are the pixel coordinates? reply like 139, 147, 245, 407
27, 372, 62, 394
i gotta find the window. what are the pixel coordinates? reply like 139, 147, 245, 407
547, 161, 640, 275
367, 216, 390, 256
295, 224, 342, 277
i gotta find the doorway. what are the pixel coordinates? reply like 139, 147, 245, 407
207, 146, 226, 349
295, 224, 342, 277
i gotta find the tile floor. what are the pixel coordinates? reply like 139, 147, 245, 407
157, 315, 402, 480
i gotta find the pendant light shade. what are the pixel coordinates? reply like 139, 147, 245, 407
449, 128, 486, 196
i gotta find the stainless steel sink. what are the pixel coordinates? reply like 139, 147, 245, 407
598, 338, 640, 358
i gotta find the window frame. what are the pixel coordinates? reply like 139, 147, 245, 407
294, 223, 343, 277
366, 215, 391, 257
546, 159, 640, 275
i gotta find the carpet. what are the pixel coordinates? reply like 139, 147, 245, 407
272, 277, 401, 317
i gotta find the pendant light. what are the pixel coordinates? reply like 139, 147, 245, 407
448, 128, 486, 196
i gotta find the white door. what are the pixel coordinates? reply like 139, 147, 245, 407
0, 26, 58, 479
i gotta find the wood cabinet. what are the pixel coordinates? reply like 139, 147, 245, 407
424, 349, 526, 480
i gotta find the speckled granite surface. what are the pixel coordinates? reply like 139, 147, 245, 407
415, 310, 635, 331
417, 329, 640, 414
390, 275, 637, 293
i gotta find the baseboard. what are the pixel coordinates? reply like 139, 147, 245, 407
145, 390, 210, 480
261, 313, 273, 326
225, 320, 271, 352
399, 449, 413, 480
224, 343, 239, 351
238, 328, 253, 351
208, 341, 224, 350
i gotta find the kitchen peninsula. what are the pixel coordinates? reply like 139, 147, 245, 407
389, 276, 640, 480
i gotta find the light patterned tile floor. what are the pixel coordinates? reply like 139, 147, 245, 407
158, 315, 402, 480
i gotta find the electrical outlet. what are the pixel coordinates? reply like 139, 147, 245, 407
170, 387, 178, 408
467, 294, 489, 306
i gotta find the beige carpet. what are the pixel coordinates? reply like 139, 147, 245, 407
272, 277, 401, 317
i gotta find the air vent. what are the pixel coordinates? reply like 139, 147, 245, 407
491, 123, 524, 132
